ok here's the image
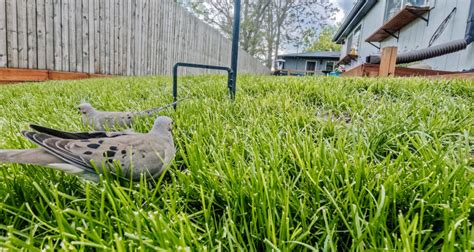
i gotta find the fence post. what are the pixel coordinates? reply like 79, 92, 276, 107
379, 46, 397, 77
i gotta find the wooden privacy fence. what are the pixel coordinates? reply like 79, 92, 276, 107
0, 0, 269, 76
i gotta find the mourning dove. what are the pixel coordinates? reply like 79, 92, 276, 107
78, 100, 183, 131
0, 116, 176, 182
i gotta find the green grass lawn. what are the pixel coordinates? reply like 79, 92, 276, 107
0, 75, 473, 250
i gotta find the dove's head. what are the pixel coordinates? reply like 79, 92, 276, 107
151, 116, 173, 135
77, 103, 95, 115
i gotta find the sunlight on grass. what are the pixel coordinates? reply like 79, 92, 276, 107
0, 75, 473, 250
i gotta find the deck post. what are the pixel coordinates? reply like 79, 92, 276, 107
379, 46, 398, 77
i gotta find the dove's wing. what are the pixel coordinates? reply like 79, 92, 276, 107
29, 124, 132, 139
22, 131, 98, 173
22, 131, 168, 180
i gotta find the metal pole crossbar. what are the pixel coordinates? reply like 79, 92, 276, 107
173, 63, 233, 109
171, 0, 241, 110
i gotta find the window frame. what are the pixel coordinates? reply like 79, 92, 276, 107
384, 0, 430, 21
325, 61, 336, 72
346, 35, 353, 55
305, 60, 318, 71
350, 24, 362, 55
305, 60, 318, 75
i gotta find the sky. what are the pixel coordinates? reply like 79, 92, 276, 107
334, 0, 355, 23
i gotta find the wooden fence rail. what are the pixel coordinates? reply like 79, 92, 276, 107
0, 0, 269, 76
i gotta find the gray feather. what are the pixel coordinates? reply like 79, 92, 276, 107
77, 100, 184, 131
0, 116, 176, 182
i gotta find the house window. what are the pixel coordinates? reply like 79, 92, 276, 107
384, 0, 429, 21
275, 59, 285, 70
346, 35, 353, 55
350, 25, 362, 55
326, 61, 335, 72
306, 61, 317, 75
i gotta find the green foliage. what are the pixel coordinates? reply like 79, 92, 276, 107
0, 76, 473, 250
180, 0, 339, 66
305, 26, 342, 52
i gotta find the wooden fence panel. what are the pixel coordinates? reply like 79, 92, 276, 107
61, 0, 69, 71
68, 0, 76, 72
81, 0, 89, 73
88, 0, 94, 73
126, 0, 133, 75
0, 0, 7, 67
75, 0, 82, 72
138, 0, 144, 75
93, 0, 100, 73
161, 0, 167, 75
37, 0, 47, 69
130, 0, 137, 75
119, 0, 125, 75
144, 0, 150, 74
99, 0, 105, 73
17, 0, 27, 68
0, 0, 269, 76
149, 0, 155, 74
104, 0, 109, 74
112, 0, 117, 74
45, 0, 54, 70
53, 0, 61, 71
110, 0, 114, 73
6, 0, 18, 68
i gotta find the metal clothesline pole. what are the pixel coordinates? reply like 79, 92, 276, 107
230, 0, 241, 99
172, 0, 241, 109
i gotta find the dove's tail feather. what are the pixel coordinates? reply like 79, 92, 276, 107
0, 149, 100, 182
0, 149, 62, 165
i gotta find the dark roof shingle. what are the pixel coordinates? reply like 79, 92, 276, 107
278, 51, 340, 59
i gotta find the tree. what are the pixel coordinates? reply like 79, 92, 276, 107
179, 0, 339, 68
305, 26, 341, 52
179, 0, 271, 61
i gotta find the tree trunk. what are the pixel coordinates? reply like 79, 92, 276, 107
241, 0, 250, 51
265, 3, 274, 68
273, 23, 281, 70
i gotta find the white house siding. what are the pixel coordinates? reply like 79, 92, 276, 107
341, 0, 473, 71
284, 58, 306, 70
353, 2, 385, 64
282, 57, 339, 75
339, 1, 386, 67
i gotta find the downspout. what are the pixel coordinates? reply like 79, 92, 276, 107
465, 0, 474, 44
367, 1, 474, 64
